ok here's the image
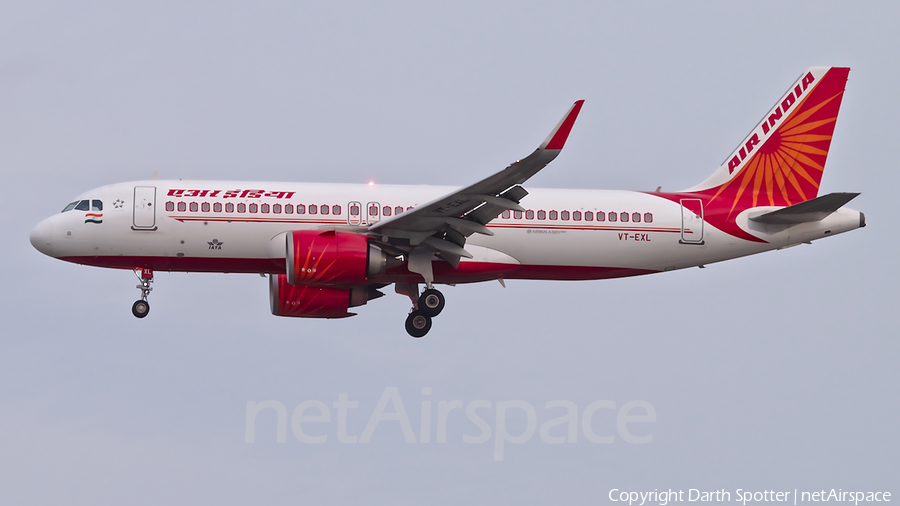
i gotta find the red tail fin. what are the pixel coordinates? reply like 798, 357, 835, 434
689, 67, 850, 218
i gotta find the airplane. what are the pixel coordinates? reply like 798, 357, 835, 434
30, 66, 864, 337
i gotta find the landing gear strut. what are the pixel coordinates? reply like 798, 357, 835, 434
396, 283, 445, 338
132, 268, 153, 318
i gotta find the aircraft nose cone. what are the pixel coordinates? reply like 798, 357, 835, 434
30, 218, 54, 256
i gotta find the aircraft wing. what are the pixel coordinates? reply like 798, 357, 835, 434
368, 100, 584, 264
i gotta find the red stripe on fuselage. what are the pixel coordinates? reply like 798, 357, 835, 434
167, 214, 682, 233
57, 255, 657, 283
490, 223, 682, 233
169, 216, 348, 225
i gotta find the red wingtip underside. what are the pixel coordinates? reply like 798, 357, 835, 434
544, 100, 585, 150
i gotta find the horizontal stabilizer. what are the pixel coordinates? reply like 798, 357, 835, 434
749, 192, 859, 225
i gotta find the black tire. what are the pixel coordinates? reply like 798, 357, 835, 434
418, 288, 445, 317
132, 300, 150, 318
405, 310, 432, 338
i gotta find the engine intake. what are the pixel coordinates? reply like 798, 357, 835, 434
286, 230, 389, 286
269, 274, 383, 318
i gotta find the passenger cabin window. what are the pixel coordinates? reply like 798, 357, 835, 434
321, 205, 329, 215
202, 203, 210, 212
284, 204, 293, 214
502, 210, 510, 219
309, 205, 317, 215
632, 212, 641, 223
644, 213, 653, 223
538, 210, 546, 220
597, 211, 605, 221
585, 211, 593, 221
383, 206, 392, 217
249, 204, 257, 213
225, 203, 234, 213
395, 206, 403, 215
177, 202, 186, 212
549, 210, 558, 220
165, 202, 175, 212
573, 211, 581, 221
560, 210, 569, 221
525, 210, 534, 219
608, 212, 617, 222
296, 204, 305, 214
514, 211, 522, 219
620, 212, 629, 222
273, 204, 281, 214
214, 203, 222, 212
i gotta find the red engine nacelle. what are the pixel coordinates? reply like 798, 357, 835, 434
269, 274, 383, 318
286, 230, 388, 286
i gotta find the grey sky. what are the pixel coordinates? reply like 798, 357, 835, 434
2, 1, 897, 503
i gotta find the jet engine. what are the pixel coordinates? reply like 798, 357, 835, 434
269, 273, 383, 318
286, 230, 390, 286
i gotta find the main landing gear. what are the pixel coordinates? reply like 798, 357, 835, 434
132, 268, 153, 318
398, 284, 446, 338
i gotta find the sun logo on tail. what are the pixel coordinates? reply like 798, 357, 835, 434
704, 68, 849, 219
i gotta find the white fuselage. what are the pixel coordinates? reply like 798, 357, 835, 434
30, 180, 864, 283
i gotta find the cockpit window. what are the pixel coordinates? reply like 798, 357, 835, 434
74, 200, 90, 211
92, 200, 103, 211
61, 201, 79, 212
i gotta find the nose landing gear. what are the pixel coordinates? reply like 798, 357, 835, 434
396, 283, 445, 338
132, 299, 150, 318
132, 268, 153, 318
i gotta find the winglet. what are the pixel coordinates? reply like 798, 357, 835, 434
541, 100, 585, 150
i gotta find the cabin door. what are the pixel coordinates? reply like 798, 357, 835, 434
133, 186, 157, 230
679, 198, 704, 244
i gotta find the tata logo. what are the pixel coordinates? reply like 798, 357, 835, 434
208, 239, 224, 250
727, 72, 817, 174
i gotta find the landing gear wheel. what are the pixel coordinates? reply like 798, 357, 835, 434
405, 310, 432, 338
132, 300, 150, 318
418, 288, 445, 317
